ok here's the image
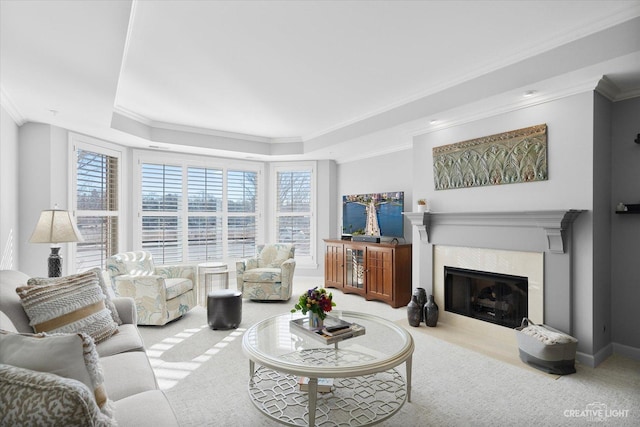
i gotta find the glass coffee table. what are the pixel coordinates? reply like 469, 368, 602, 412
242, 311, 414, 426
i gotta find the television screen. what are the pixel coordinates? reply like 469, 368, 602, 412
342, 192, 404, 238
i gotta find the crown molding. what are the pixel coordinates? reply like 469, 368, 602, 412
334, 141, 413, 165
596, 75, 640, 101
615, 88, 640, 101
595, 75, 621, 101
113, 105, 273, 143
0, 86, 26, 125
410, 76, 604, 138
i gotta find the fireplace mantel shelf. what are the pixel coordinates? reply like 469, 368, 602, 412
404, 210, 584, 253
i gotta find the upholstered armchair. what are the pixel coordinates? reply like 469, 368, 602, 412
106, 251, 197, 326
236, 244, 296, 301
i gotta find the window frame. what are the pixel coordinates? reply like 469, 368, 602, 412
69, 133, 124, 271
270, 161, 316, 268
133, 150, 264, 264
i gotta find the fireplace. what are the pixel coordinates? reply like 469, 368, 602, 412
444, 266, 528, 329
404, 210, 582, 355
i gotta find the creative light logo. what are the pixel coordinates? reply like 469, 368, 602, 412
564, 402, 630, 422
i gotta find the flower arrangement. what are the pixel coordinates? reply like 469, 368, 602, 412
417, 199, 427, 205
291, 286, 336, 320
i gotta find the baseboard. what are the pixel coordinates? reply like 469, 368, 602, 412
577, 342, 640, 367
612, 342, 640, 361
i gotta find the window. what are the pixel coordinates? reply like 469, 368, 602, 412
272, 163, 315, 262
188, 167, 223, 261
141, 163, 183, 264
227, 170, 258, 258
135, 152, 262, 263
72, 138, 121, 271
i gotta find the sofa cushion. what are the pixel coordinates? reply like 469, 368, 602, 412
165, 277, 194, 299
0, 330, 113, 417
242, 267, 281, 283
27, 268, 123, 325
0, 364, 116, 427
100, 351, 159, 401
0, 311, 18, 333
17, 271, 118, 343
0, 270, 32, 333
96, 323, 145, 357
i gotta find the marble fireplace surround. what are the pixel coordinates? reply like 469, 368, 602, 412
405, 210, 583, 340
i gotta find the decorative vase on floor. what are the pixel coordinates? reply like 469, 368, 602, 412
424, 295, 439, 327
413, 288, 427, 322
309, 312, 323, 329
407, 295, 421, 327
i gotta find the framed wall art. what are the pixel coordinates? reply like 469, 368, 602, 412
433, 124, 548, 190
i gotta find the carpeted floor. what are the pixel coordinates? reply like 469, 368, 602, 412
138, 277, 640, 426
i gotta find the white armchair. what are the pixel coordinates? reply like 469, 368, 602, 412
236, 244, 296, 301
106, 251, 197, 325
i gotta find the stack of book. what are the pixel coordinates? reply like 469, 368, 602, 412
298, 377, 334, 393
289, 316, 366, 345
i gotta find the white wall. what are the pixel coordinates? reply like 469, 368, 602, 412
337, 148, 414, 243
17, 123, 70, 277
0, 107, 20, 270
412, 92, 598, 356
413, 93, 594, 212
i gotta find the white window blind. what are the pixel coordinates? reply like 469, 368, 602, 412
276, 169, 311, 256
75, 147, 119, 270
137, 155, 262, 263
187, 167, 223, 261
141, 163, 183, 264
227, 170, 258, 258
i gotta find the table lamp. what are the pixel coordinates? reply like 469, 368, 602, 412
29, 208, 84, 277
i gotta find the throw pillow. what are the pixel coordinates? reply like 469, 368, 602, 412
17, 271, 119, 343
0, 364, 116, 427
27, 269, 123, 325
0, 330, 114, 419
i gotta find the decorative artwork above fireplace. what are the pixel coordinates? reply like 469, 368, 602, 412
432, 124, 548, 190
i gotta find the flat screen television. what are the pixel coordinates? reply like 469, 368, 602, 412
342, 191, 404, 238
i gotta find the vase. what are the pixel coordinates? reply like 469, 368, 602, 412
417, 204, 426, 213
413, 288, 427, 322
424, 295, 439, 327
309, 312, 323, 329
407, 295, 421, 327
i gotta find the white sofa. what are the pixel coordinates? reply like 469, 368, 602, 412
0, 270, 179, 426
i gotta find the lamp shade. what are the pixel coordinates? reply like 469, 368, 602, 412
29, 209, 84, 244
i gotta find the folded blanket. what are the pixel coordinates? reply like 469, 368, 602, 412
520, 324, 577, 345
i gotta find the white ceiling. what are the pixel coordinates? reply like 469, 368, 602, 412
2, 0, 640, 162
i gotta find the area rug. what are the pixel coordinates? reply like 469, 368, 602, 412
137, 280, 640, 426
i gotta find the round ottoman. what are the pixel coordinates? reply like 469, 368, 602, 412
207, 289, 242, 330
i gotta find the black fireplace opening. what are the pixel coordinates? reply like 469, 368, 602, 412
444, 266, 528, 329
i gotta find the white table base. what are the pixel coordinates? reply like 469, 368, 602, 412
248, 365, 407, 426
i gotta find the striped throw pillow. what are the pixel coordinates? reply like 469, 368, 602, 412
17, 272, 118, 343
27, 269, 123, 325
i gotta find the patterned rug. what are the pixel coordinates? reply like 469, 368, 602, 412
138, 279, 640, 426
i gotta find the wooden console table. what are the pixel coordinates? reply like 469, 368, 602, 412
324, 239, 412, 308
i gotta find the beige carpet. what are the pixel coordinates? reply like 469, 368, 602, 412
137, 278, 640, 426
